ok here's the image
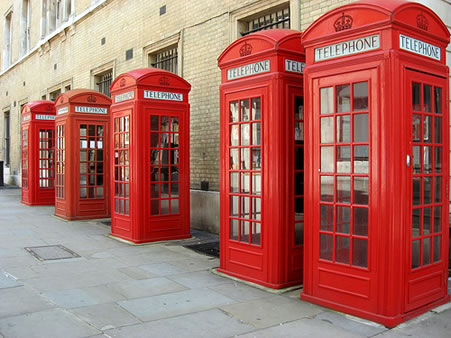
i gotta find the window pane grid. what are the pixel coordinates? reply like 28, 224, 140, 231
22, 129, 29, 189
56, 125, 65, 198
114, 116, 129, 215
242, 7, 290, 36
319, 82, 369, 268
151, 47, 178, 74
229, 98, 262, 245
38, 129, 55, 188
150, 115, 180, 216
294, 96, 304, 246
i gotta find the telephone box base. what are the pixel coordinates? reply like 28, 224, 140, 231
300, 293, 450, 328
109, 233, 192, 245
22, 201, 54, 206
217, 268, 301, 290
54, 213, 109, 221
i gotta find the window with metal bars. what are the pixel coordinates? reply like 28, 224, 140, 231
150, 47, 178, 74
96, 71, 113, 97
241, 7, 290, 36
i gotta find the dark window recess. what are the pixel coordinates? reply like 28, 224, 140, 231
4, 112, 10, 166
126, 48, 133, 61
160, 5, 166, 15
54, 64, 57, 70
151, 47, 178, 74
241, 7, 290, 36
101, 37, 106, 45
96, 71, 113, 97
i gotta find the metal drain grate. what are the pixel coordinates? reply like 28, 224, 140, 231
183, 241, 219, 258
25, 245, 80, 261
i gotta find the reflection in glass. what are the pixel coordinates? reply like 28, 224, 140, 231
241, 173, 249, 194
336, 236, 350, 264
241, 99, 250, 121
433, 236, 441, 262
320, 87, 334, 115
171, 199, 179, 214
230, 196, 239, 217
241, 124, 250, 145
412, 240, 420, 268
354, 207, 368, 236
241, 221, 250, 242
423, 237, 430, 265
230, 101, 239, 122
336, 206, 350, 234
353, 238, 368, 268
295, 221, 303, 246
230, 219, 239, 240
230, 173, 239, 193
80, 163, 87, 173
241, 148, 249, 170
424, 176, 432, 204
321, 146, 334, 172
252, 197, 261, 221
353, 82, 368, 111
423, 84, 431, 112
336, 84, 350, 113
354, 176, 368, 205
412, 114, 421, 142
413, 146, 421, 174
80, 188, 87, 198
424, 116, 431, 142
434, 117, 442, 144
434, 176, 441, 203
80, 125, 87, 136
97, 187, 104, 198
336, 146, 351, 173
434, 87, 442, 114
231, 125, 239, 146
412, 83, 421, 111
241, 197, 250, 218
320, 204, 333, 231
424, 146, 431, 173
413, 177, 421, 206
252, 173, 261, 195
252, 98, 261, 120
336, 115, 350, 143
412, 208, 420, 237
151, 116, 159, 130
354, 145, 369, 174
424, 207, 431, 235
295, 121, 304, 141
354, 114, 368, 142
320, 176, 334, 202
251, 223, 261, 245
320, 233, 333, 261
434, 147, 442, 173
161, 199, 169, 215
80, 151, 87, 161
294, 96, 304, 120
321, 117, 334, 143
434, 206, 441, 233
252, 149, 261, 169
337, 176, 351, 203
252, 123, 261, 145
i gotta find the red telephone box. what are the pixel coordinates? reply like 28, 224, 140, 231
109, 68, 191, 243
301, 0, 450, 327
21, 101, 56, 205
218, 29, 305, 289
54, 89, 111, 220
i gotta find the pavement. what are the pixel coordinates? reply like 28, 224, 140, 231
0, 187, 450, 338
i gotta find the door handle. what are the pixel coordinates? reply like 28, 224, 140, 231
406, 154, 411, 167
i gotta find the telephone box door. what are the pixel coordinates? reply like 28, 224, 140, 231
406, 70, 449, 312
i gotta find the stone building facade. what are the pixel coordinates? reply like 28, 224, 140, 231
0, 0, 449, 232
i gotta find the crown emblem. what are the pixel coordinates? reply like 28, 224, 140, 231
119, 78, 126, 87
87, 95, 97, 103
160, 77, 170, 86
239, 42, 252, 57
416, 12, 428, 31
334, 13, 353, 32
46, 105, 53, 112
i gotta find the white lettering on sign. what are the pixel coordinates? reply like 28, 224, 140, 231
22, 115, 31, 122
114, 91, 135, 103
75, 106, 108, 114
35, 114, 56, 121
315, 34, 380, 61
399, 34, 441, 61
57, 107, 68, 115
144, 90, 183, 101
285, 59, 306, 73
227, 60, 270, 80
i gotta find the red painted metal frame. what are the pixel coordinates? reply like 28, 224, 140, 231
109, 68, 191, 244
218, 29, 305, 289
21, 101, 56, 206
54, 89, 111, 220
301, 0, 450, 327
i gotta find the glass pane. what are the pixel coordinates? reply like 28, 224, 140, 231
252, 123, 261, 145
321, 146, 334, 172
434, 117, 442, 144
125, 116, 130, 132
413, 146, 421, 173
230, 196, 239, 217
252, 173, 261, 196
151, 200, 160, 215
160, 116, 169, 131
412, 114, 421, 142
80, 163, 87, 174
252, 98, 261, 120
354, 145, 369, 174
336, 84, 350, 113
295, 121, 303, 141
97, 126, 104, 137
151, 133, 159, 147
434, 147, 441, 173
230, 219, 239, 240
434, 176, 442, 202
88, 125, 96, 136
412, 208, 421, 237
151, 184, 159, 198
252, 197, 261, 221
230, 173, 238, 193
423, 237, 430, 265
336, 146, 351, 173
352, 238, 368, 268
336, 206, 350, 234
320, 87, 334, 115
336, 236, 350, 264
434, 87, 442, 114
171, 199, 179, 214
354, 177, 369, 205
424, 176, 432, 204
160, 167, 169, 181
423, 84, 431, 112
336, 115, 350, 143
160, 133, 169, 147
320, 204, 333, 231
241, 99, 250, 121
240, 173, 249, 194
413, 177, 421, 205
241, 221, 250, 242
252, 149, 261, 169
161, 199, 169, 215
295, 146, 303, 170
412, 83, 421, 111
321, 117, 334, 143
170, 183, 178, 197
171, 117, 179, 132
320, 234, 333, 261
125, 200, 129, 215
97, 187, 104, 198
423, 116, 431, 142
295, 222, 303, 246
241, 197, 250, 218
241, 148, 249, 170
353, 207, 368, 236
337, 176, 351, 203
434, 206, 441, 233
294, 96, 304, 121
161, 183, 169, 197
251, 223, 261, 245
412, 240, 420, 268
353, 82, 368, 111
80, 151, 87, 161
433, 235, 441, 262
80, 187, 87, 198
353, 114, 368, 143
80, 125, 87, 136
80, 175, 87, 186
424, 207, 431, 235
241, 124, 250, 146
295, 197, 303, 214
424, 146, 431, 173
230, 101, 239, 122
320, 176, 334, 202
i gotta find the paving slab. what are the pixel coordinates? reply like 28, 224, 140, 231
104, 308, 255, 338
139, 262, 190, 276
0, 308, 101, 338
69, 303, 141, 331
118, 289, 235, 322
108, 277, 187, 299
168, 270, 232, 289
116, 266, 158, 280
42, 288, 101, 309
236, 317, 364, 338
209, 281, 276, 302
0, 271, 23, 289
220, 295, 324, 329
0, 286, 55, 318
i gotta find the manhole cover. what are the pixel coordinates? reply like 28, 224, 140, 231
24, 245, 80, 261
184, 241, 219, 258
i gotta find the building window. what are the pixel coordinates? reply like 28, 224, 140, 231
241, 6, 290, 36
49, 89, 61, 101
20, 0, 30, 56
149, 46, 178, 74
3, 10, 13, 70
95, 70, 113, 97
4, 112, 10, 167
41, 0, 74, 38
